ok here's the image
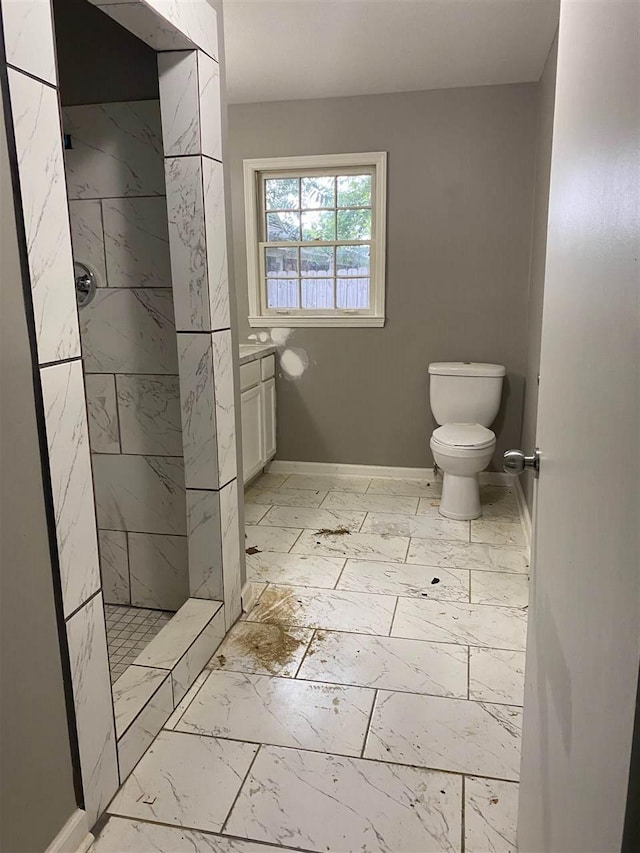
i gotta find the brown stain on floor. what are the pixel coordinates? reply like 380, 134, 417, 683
252, 586, 301, 628
231, 620, 305, 674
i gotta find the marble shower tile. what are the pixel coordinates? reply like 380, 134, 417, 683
221, 479, 242, 627
365, 692, 522, 780
337, 559, 469, 601
1, 0, 57, 84
247, 585, 396, 635
164, 672, 209, 730
208, 622, 313, 677
225, 746, 462, 853
469, 648, 526, 705
145, 0, 219, 59
102, 197, 171, 288
245, 487, 328, 508
66, 593, 119, 822
186, 489, 222, 599
92, 817, 284, 853
96, 3, 196, 52
93, 454, 187, 535
203, 157, 230, 329
81, 288, 178, 374
177, 334, 218, 487
367, 476, 441, 497
176, 670, 374, 755
392, 598, 528, 650
321, 490, 419, 514
112, 665, 169, 738
292, 529, 409, 562
172, 607, 226, 702
243, 503, 269, 524
246, 551, 344, 588
283, 473, 371, 492
128, 533, 189, 610
165, 156, 209, 331
471, 570, 530, 607
260, 505, 366, 532
198, 52, 222, 161
99, 530, 130, 605
298, 630, 468, 697
63, 101, 165, 199
361, 511, 469, 541
40, 361, 100, 617
68, 200, 107, 285
158, 51, 200, 156
85, 374, 120, 454
465, 776, 519, 853
116, 374, 182, 456
9, 70, 80, 364
118, 674, 173, 781
108, 730, 257, 833
244, 525, 301, 553
134, 598, 223, 670
406, 538, 530, 573
212, 330, 236, 485
471, 519, 526, 546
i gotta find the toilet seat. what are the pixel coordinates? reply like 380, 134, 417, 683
432, 423, 495, 453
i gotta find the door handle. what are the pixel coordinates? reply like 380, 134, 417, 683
503, 448, 540, 478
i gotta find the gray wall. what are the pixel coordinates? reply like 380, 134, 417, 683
229, 84, 538, 468
0, 80, 78, 852
521, 36, 558, 511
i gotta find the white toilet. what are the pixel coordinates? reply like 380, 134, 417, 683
428, 362, 505, 520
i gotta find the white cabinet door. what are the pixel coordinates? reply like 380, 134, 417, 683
241, 385, 263, 483
262, 377, 276, 461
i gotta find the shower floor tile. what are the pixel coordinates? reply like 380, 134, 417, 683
105, 604, 173, 683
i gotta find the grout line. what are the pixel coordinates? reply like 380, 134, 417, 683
219, 745, 262, 835
332, 558, 349, 591
388, 596, 400, 637
467, 645, 471, 700
461, 774, 466, 853
360, 688, 378, 758
291, 628, 316, 679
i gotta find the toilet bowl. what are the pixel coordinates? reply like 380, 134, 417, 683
430, 424, 496, 519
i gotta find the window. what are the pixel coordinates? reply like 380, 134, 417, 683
243, 152, 387, 327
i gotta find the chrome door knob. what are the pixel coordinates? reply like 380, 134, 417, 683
503, 448, 540, 478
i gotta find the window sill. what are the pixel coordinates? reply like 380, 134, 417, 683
248, 315, 385, 328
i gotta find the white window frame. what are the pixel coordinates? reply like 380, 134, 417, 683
243, 152, 387, 328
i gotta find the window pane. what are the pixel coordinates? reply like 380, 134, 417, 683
301, 246, 334, 276
265, 178, 299, 210
337, 277, 370, 309
265, 247, 298, 276
337, 174, 371, 207
302, 278, 334, 309
266, 211, 300, 241
337, 209, 371, 240
301, 176, 335, 209
336, 245, 370, 275
267, 278, 299, 308
301, 210, 335, 241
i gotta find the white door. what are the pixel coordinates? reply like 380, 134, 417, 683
517, 3, 639, 851
262, 377, 276, 462
241, 385, 263, 483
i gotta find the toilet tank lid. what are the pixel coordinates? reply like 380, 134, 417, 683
428, 362, 506, 377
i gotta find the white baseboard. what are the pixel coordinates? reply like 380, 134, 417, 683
45, 810, 93, 853
266, 460, 439, 479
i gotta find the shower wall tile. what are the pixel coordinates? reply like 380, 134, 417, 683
99, 530, 130, 605
63, 101, 165, 200
40, 361, 101, 618
129, 532, 189, 610
68, 200, 108, 286
203, 157, 230, 329
116, 374, 182, 456
198, 53, 222, 161
172, 606, 225, 702
158, 51, 200, 156
1, 0, 57, 85
66, 593, 119, 822
93, 454, 187, 536
86, 374, 120, 454
213, 330, 237, 486
8, 69, 81, 365
117, 673, 173, 781
96, 2, 196, 52
81, 288, 178, 375
145, 0, 218, 59
103, 197, 172, 288
177, 334, 218, 488
165, 156, 209, 331
186, 489, 223, 600
220, 479, 242, 628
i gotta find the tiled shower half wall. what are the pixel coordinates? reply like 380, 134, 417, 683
64, 101, 189, 613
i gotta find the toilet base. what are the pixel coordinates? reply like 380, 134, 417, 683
439, 472, 482, 520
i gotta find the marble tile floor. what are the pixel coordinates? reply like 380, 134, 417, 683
105, 604, 173, 683
95, 472, 528, 851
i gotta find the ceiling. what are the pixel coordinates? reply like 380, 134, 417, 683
222, 0, 559, 104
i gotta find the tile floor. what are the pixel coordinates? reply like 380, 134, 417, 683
105, 604, 174, 683
94, 473, 529, 852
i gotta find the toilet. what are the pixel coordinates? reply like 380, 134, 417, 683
428, 362, 505, 520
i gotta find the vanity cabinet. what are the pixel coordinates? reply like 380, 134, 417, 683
240, 352, 276, 483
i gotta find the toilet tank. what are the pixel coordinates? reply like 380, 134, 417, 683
429, 362, 505, 427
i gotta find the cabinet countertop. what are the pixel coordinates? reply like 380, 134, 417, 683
238, 344, 277, 365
